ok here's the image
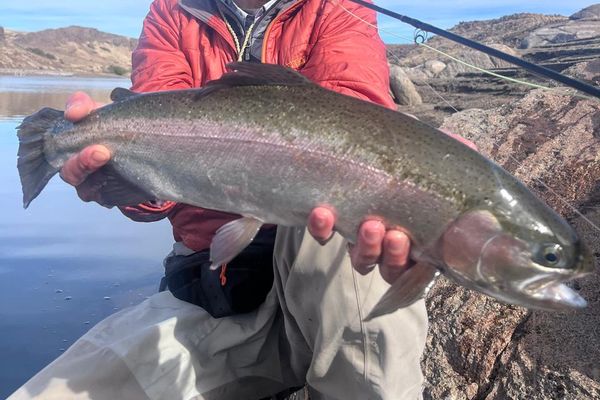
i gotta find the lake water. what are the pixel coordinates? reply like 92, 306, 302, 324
0, 76, 173, 397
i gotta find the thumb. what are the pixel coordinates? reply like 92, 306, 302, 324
65, 91, 103, 122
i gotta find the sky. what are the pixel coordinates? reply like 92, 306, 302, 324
0, 1, 596, 43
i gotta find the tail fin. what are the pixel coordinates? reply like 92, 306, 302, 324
17, 107, 64, 208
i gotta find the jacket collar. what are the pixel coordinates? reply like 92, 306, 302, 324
178, 0, 301, 57
178, 0, 297, 27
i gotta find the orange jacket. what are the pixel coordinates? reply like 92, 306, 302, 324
122, 0, 394, 251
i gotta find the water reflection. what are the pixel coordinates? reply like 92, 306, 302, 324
0, 75, 130, 117
0, 76, 172, 397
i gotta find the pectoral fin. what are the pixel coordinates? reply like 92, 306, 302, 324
209, 217, 263, 270
365, 262, 439, 321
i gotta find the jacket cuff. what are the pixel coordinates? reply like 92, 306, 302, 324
119, 201, 177, 222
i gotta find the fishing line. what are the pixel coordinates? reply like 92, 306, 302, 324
333, 0, 600, 234
422, 80, 459, 113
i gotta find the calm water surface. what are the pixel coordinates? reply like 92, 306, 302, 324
0, 76, 173, 397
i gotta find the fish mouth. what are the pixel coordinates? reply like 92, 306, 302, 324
523, 279, 588, 311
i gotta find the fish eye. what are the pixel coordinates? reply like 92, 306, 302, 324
541, 244, 563, 266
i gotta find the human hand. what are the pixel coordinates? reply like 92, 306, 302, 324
59, 92, 112, 203
307, 207, 411, 284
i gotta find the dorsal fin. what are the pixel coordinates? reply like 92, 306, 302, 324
208, 62, 313, 88
192, 63, 315, 102
110, 87, 138, 102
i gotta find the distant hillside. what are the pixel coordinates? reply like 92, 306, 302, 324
0, 26, 137, 76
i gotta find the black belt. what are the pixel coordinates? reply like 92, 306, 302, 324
160, 227, 276, 318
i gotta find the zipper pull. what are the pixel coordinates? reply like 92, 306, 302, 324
242, 14, 255, 62
244, 14, 254, 31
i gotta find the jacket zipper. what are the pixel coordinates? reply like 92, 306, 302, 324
242, 14, 255, 61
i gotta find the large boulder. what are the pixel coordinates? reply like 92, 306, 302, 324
421, 89, 600, 399
424, 60, 447, 76
389, 63, 422, 106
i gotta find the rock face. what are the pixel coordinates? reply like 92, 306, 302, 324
0, 26, 5, 43
420, 89, 600, 400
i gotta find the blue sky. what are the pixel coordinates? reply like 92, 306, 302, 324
0, 1, 595, 43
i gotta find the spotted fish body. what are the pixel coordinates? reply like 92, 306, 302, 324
17, 63, 593, 315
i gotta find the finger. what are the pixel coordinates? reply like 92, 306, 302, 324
379, 230, 411, 284
308, 206, 335, 245
60, 145, 111, 186
65, 91, 103, 122
351, 219, 385, 274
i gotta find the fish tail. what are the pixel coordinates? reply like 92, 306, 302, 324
17, 108, 63, 208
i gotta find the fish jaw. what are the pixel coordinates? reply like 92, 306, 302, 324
463, 264, 590, 311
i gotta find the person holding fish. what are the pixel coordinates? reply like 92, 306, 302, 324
10, 0, 484, 399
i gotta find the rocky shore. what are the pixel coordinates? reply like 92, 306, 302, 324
424, 89, 600, 399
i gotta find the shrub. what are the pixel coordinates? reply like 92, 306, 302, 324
27, 47, 56, 60
107, 65, 128, 76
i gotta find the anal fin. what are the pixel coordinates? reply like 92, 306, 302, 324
365, 262, 439, 321
209, 217, 263, 270
84, 164, 156, 207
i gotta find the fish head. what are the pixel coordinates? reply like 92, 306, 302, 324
439, 189, 594, 311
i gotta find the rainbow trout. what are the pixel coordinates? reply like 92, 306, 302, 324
17, 63, 593, 318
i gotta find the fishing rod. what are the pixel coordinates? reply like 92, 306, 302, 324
347, 0, 600, 100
